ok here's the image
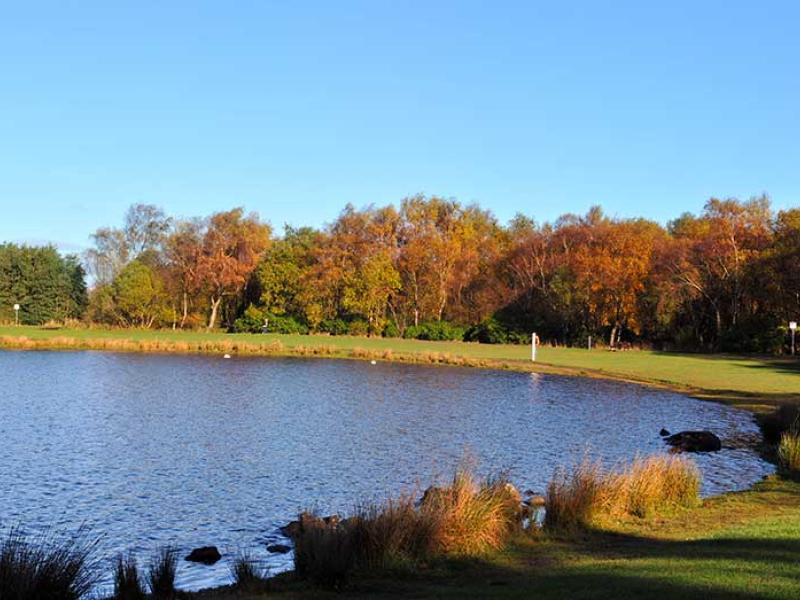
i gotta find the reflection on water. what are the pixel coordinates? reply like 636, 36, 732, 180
0, 350, 773, 591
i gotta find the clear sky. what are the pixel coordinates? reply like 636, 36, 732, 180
1, 1, 798, 253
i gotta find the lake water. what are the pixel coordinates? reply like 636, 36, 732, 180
0, 350, 773, 592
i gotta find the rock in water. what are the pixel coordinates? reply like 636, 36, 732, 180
659, 428, 671, 437
185, 546, 222, 564
664, 430, 722, 452
267, 543, 292, 554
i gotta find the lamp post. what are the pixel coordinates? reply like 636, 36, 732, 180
791, 321, 797, 356
13, 304, 19, 326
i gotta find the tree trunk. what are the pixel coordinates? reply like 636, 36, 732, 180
609, 324, 618, 348
180, 291, 189, 329
207, 296, 222, 331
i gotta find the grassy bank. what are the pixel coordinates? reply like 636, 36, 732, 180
185, 476, 800, 600
0, 325, 798, 411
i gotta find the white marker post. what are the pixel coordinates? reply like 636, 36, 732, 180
531, 332, 538, 362
790, 321, 797, 356
13, 304, 19, 326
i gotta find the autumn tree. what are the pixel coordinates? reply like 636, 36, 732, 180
197, 208, 271, 330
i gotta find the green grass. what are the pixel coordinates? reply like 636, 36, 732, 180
1, 325, 798, 407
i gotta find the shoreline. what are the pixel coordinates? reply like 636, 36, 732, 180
1, 331, 796, 414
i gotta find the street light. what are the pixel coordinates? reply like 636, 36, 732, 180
13, 304, 19, 326
791, 321, 797, 356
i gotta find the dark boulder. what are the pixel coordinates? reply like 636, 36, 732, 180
664, 430, 722, 452
185, 546, 221, 565
659, 428, 671, 437
266, 543, 292, 554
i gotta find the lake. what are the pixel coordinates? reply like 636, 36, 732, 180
0, 350, 773, 592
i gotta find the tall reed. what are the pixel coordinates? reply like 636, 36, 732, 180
0, 527, 99, 600
778, 429, 800, 474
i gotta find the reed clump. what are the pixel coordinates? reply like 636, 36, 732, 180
545, 454, 701, 530
145, 547, 177, 598
113, 553, 145, 599
292, 469, 523, 588
778, 428, 800, 475
229, 552, 269, 592
0, 527, 99, 600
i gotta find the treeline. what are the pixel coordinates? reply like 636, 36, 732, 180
0, 244, 87, 324
72, 196, 798, 353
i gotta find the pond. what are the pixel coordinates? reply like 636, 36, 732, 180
0, 350, 773, 592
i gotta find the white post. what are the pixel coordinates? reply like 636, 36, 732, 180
791, 322, 797, 356
531, 332, 538, 362
13, 304, 19, 326
588, 335, 592, 351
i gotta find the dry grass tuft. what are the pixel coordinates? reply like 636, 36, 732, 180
778, 429, 800, 475
419, 471, 521, 556
545, 454, 701, 529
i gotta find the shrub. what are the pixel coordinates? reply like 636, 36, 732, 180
232, 306, 309, 335
146, 547, 177, 598
382, 321, 401, 338
266, 314, 308, 334
463, 318, 509, 344
403, 321, 464, 341
319, 319, 349, 336
0, 527, 99, 600
347, 320, 369, 337
231, 304, 266, 333
778, 429, 800, 475
545, 454, 701, 530
113, 553, 145, 599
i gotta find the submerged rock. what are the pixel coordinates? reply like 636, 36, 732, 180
664, 430, 722, 452
185, 546, 221, 564
266, 543, 292, 554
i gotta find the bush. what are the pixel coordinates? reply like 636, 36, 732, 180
403, 321, 464, 341
231, 304, 266, 333
545, 454, 701, 530
0, 527, 99, 600
146, 547, 177, 598
113, 553, 145, 599
319, 319, 349, 336
232, 306, 309, 334
382, 321, 401, 338
266, 314, 308, 334
347, 320, 369, 337
464, 318, 509, 344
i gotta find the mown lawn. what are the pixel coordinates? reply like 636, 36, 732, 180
1, 325, 797, 405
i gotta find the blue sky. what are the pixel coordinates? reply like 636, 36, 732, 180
0, 1, 798, 252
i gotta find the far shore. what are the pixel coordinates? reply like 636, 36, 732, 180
1, 325, 798, 415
